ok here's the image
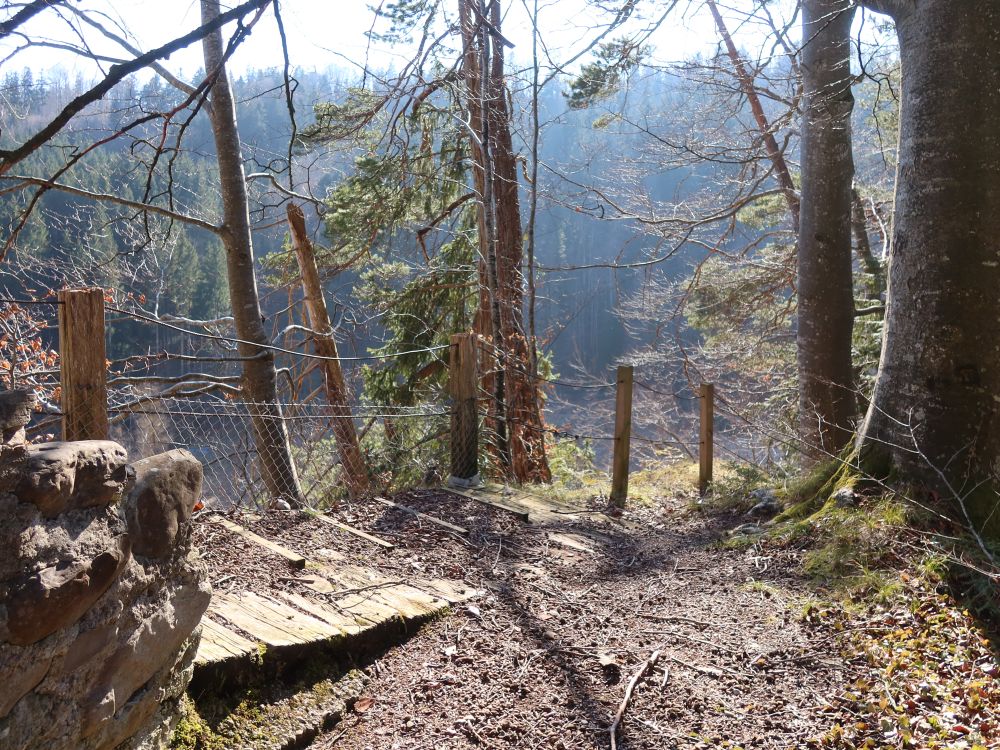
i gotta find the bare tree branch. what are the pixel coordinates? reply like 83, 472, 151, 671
0, 0, 273, 174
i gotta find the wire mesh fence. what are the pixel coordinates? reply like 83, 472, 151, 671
109, 396, 449, 510
1, 293, 784, 510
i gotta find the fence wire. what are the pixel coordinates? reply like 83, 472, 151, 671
2, 295, 779, 503
109, 396, 448, 510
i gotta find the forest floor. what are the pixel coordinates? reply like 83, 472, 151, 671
182, 467, 1000, 750
301, 475, 830, 750
283, 467, 1000, 750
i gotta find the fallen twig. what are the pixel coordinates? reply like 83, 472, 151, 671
609, 648, 661, 750
667, 655, 745, 679
639, 614, 711, 629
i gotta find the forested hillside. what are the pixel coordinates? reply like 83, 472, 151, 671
0, 65, 705, 372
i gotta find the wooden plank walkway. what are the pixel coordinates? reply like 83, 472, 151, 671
195, 511, 479, 670
194, 486, 609, 672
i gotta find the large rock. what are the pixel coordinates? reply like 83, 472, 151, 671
125, 449, 202, 559
5, 534, 131, 646
0, 406, 209, 750
0, 650, 51, 719
15, 441, 130, 517
82, 581, 210, 739
0, 389, 34, 444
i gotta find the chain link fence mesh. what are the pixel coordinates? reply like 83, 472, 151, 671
108, 395, 448, 510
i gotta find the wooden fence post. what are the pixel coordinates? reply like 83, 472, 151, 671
610, 365, 633, 507
699, 382, 715, 496
58, 288, 109, 441
448, 333, 479, 487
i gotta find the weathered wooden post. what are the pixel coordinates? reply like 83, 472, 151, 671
58, 288, 109, 441
699, 382, 715, 496
448, 333, 479, 487
610, 364, 634, 507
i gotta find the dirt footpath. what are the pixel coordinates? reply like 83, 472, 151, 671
306, 489, 849, 750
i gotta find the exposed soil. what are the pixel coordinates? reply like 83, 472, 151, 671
242, 489, 856, 750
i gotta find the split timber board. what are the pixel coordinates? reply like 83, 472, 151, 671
546, 532, 596, 553
198, 616, 258, 663
441, 487, 533, 522
373, 496, 470, 536
209, 516, 307, 569
442, 486, 579, 523
212, 590, 340, 647
442, 486, 639, 535
440, 487, 630, 554
312, 512, 395, 549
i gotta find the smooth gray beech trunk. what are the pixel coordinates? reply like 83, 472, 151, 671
201, 0, 303, 504
858, 0, 1000, 536
797, 0, 858, 455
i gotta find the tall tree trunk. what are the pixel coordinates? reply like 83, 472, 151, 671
851, 187, 884, 299
858, 0, 1000, 537
202, 0, 303, 505
460, 0, 512, 476
457, 0, 500, 475
458, 0, 491, 341
485, 0, 551, 484
797, 0, 858, 456
286, 203, 369, 498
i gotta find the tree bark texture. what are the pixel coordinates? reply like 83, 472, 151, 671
797, 0, 858, 456
858, 0, 1000, 536
459, 0, 551, 484
202, 0, 303, 505
485, 0, 550, 484
286, 203, 369, 499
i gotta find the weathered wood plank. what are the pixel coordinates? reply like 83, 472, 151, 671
405, 577, 478, 605
209, 516, 308, 569
374, 496, 470, 536
211, 591, 338, 647
196, 616, 258, 664
311, 512, 395, 549
239, 591, 343, 640
273, 590, 373, 634
441, 486, 531, 522
547, 532, 595, 553
319, 565, 417, 621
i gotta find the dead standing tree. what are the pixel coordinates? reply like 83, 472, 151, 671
286, 202, 369, 498
459, 0, 551, 484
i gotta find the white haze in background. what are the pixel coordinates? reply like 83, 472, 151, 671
3, 0, 762, 80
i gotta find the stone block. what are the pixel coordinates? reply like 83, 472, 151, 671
16, 441, 129, 517
125, 450, 202, 559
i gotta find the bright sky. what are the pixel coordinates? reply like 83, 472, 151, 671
2, 0, 746, 81
1, 0, 894, 92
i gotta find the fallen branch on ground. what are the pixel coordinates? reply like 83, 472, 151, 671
609, 648, 661, 750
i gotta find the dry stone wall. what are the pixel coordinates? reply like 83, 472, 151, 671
0, 389, 211, 750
